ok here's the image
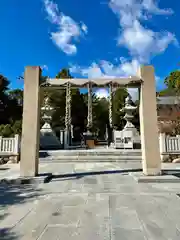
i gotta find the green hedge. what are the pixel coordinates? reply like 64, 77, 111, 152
0, 120, 22, 137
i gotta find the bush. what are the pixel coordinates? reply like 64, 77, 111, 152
0, 120, 22, 137
11, 120, 22, 135
0, 124, 13, 137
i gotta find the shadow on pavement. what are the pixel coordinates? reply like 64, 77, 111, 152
0, 228, 19, 240
0, 183, 43, 239
47, 168, 143, 182
0, 168, 10, 171
39, 151, 50, 158
162, 169, 180, 178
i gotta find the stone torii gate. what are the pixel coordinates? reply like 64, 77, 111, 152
20, 65, 161, 177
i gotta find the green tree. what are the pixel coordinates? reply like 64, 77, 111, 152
56, 68, 72, 79
131, 100, 140, 132
164, 70, 180, 95
0, 74, 10, 125
112, 87, 129, 130
0, 73, 24, 136
8, 89, 23, 104
7, 89, 23, 122
157, 88, 176, 97
0, 124, 13, 137
0, 75, 23, 125
0, 74, 9, 92
48, 68, 86, 141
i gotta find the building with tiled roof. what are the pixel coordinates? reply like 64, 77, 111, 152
156, 96, 180, 134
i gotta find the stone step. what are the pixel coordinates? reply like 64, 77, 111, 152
39, 149, 142, 162
39, 155, 142, 162
40, 159, 141, 163
39, 149, 142, 157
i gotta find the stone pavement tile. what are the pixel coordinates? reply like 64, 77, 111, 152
110, 194, 180, 239
150, 183, 180, 193
45, 178, 82, 194
0, 200, 34, 229
74, 162, 120, 173
138, 183, 169, 194
66, 181, 84, 193
12, 197, 64, 240
38, 194, 110, 240
38, 226, 78, 240
76, 225, 110, 240
134, 195, 180, 240
77, 195, 110, 240
82, 176, 98, 185
142, 223, 180, 240
110, 195, 137, 209
48, 207, 82, 226
153, 194, 180, 230
111, 228, 146, 240
110, 207, 143, 230
39, 163, 75, 175
78, 193, 109, 223
115, 162, 141, 170
73, 163, 91, 173
77, 176, 103, 193
0, 164, 20, 180
110, 184, 142, 194
39, 180, 72, 193
100, 174, 135, 184
101, 176, 136, 193
12, 194, 86, 240
82, 193, 109, 215
57, 193, 88, 207
39, 225, 109, 240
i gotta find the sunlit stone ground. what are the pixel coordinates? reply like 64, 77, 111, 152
1, 162, 180, 239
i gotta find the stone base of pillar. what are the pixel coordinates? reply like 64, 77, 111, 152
160, 154, 169, 162
142, 167, 162, 176
123, 122, 141, 147
130, 172, 180, 183
40, 123, 61, 150
64, 130, 69, 149
64, 129, 72, 149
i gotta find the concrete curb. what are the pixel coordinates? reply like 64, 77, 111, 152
0, 173, 52, 185
130, 172, 180, 183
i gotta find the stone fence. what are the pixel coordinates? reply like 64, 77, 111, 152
0, 133, 180, 163
0, 135, 20, 161
159, 133, 180, 161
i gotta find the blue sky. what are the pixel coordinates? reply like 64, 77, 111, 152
0, 0, 180, 95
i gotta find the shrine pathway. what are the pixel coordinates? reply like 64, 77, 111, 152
1, 162, 180, 239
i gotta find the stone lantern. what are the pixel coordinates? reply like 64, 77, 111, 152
120, 95, 141, 148
40, 97, 61, 150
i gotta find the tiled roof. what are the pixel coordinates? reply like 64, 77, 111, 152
157, 96, 180, 105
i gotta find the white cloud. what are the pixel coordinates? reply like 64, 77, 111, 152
142, 0, 173, 15
41, 65, 48, 71
110, 0, 173, 27
95, 89, 109, 99
70, 58, 140, 78
44, 0, 87, 55
70, 57, 162, 101
109, 0, 177, 62
70, 62, 106, 78
118, 21, 177, 62
70, 58, 141, 100
81, 23, 88, 34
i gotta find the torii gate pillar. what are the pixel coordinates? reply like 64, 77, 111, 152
20, 66, 41, 177
138, 66, 161, 175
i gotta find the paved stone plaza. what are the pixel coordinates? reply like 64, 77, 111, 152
1, 162, 180, 239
